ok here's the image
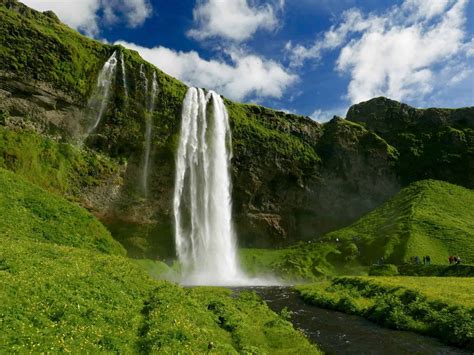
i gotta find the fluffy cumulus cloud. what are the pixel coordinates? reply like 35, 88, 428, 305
310, 107, 347, 123
21, 0, 152, 36
287, 0, 473, 104
188, 0, 281, 42
116, 41, 297, 101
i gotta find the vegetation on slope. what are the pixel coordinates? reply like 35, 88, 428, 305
323, 179, 474, 265
347, 97, 474, 188
240, 242, 370, 281
0, 127, 119, 196
297, 277, 474, 350
0, 167, 124, 254
0, 168, 319, 353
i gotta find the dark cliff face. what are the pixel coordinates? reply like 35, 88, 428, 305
347, 97, 474, 188
0, 2, 471, 257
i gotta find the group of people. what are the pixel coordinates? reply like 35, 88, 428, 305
410, 255, 431, 265
448, 255, 462, 264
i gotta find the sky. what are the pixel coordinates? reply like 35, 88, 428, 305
22, 0, 474, 121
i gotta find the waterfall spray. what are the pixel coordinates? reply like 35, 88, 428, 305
120, 51, 128, 98
173, 87, 246, 285
86, 51, 118, 134
141, 71, 159, 196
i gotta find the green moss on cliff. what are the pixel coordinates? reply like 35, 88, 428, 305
228, 101, 321, 166
0, 3, 106, 99
0, 127, 119, 196
347, 97, 474, 188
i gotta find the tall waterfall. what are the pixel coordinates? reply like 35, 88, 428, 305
141, 70, 159, 197
87, 51, 118, 134
120, 51, 128, 98
173, 87, 245, 285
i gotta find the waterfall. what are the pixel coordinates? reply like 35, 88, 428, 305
120, 51, 128, 98
87, 51, 118, 134
173, 87, 246, 285
141, 71, 158, 196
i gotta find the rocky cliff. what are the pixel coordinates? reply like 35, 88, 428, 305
1, 1, 472, 258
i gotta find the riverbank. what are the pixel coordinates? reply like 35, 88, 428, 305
296, 276, 474, 350
247, 286, 468, 354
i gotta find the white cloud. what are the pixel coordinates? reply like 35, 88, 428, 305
287, 0, 473, 105
188, 0, 280, 42
116, 41, 297, 101
21, 0, 152, 36
310, 107, 347, 123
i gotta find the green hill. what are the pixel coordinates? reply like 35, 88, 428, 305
324, 180, 474, 265
0, 168, 318, 353
0, 167, 124, 255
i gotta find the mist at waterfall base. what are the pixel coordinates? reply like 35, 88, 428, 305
173, 88, 280, 286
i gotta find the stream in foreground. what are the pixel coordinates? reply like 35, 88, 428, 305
232, 286, 468, 355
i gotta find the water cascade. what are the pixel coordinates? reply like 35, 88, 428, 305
141, 71, 158, 196
86, 50, 118, 134
173, 87, 246, 285
120, 51, 128, 98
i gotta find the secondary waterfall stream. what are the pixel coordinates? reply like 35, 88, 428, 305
173, 87, 245, 285
141, 70, 158, 196
120, 51, 128, 99
86, 51, 118, 134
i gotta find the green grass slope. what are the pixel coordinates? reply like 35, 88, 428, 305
0, 169, 319, 353
1, 237, 319, 353
324, 180, 474, 265
0, 167, 124, 255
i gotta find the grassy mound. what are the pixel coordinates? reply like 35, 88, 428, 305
297, 277, 474, 350
324, 179, 474, 265
0, 167, 124, 255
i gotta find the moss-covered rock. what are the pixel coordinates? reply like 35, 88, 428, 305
347, 97, 474, 187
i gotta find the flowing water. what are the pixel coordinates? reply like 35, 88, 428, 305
86, 51, 118, 134
141, 70, 158, 197
120, 51, 128, 99
173, 87, 245, 285
240, 287, 469, 355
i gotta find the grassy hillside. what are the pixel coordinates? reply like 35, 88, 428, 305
297, 277, 474, 349
324, 179, 474, 265
1, 236, 319, 353
0, 167, 124, 255
0, 169, 319, 353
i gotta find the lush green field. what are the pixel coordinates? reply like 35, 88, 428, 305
297, 276, 474, 349
0, 168, 319, 353
324, 179, 474, 265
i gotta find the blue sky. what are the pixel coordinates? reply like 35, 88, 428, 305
23, 0, 474, 121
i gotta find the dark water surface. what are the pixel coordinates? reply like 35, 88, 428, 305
232, 286, 470, 355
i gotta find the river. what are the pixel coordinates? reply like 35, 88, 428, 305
232, 286, 469, 355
